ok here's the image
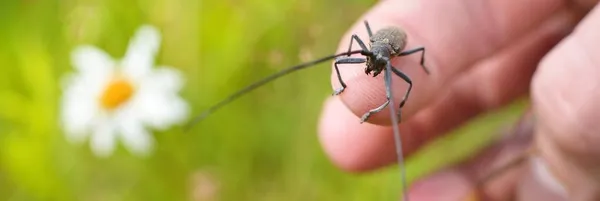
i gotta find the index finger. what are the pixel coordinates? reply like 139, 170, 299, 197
331, 0, 566, 124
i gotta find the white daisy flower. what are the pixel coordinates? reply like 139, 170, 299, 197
60, 24, 189, 157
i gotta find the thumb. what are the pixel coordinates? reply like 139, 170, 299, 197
530, 3, 600, 200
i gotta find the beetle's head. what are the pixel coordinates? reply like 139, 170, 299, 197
365, 47, 389, 77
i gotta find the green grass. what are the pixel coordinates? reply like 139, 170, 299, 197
0, 0, 526, 200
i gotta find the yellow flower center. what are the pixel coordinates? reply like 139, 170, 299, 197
100, 77, 135, 110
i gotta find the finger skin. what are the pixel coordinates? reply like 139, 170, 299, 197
319, 12, 574, 172
331, 0, 566, 125
531, 4, 600, 200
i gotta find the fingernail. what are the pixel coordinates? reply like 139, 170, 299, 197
531, 156, 569, 197
408, 170, 472, 201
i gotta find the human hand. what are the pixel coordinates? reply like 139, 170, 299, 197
318, 0, 600, 200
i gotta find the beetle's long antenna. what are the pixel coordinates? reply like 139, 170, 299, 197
185, 49, 367, 131
385, 60, 409, 201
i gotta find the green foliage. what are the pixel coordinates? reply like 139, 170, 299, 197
0, 0, 525, 200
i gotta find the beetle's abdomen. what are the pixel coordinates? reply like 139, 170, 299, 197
369, 26, 407, 54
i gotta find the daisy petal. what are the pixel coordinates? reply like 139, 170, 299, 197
118, 115, 154, 157
121, 25, 161, 81
90, 122, 117, 157
137, 94, 189, 130
132, 82, 189, 131
71, 45, 115, 76
142, 66, 184, 92
60, 74, 101, 143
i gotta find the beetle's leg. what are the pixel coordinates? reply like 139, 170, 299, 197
346, 34, 369, 56
362, 64, 414, 123
360, 66, 393, 123
332, 57, 366, 95
336, 33, 370, 95
390, 66, 413, 122
364, 20, 373, 37
399, 47, 430, 75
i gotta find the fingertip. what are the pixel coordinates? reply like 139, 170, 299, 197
317, 97, 361, 172
318, 96, 397, 172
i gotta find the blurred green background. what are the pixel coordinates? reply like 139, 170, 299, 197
0, 0, 527, 200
